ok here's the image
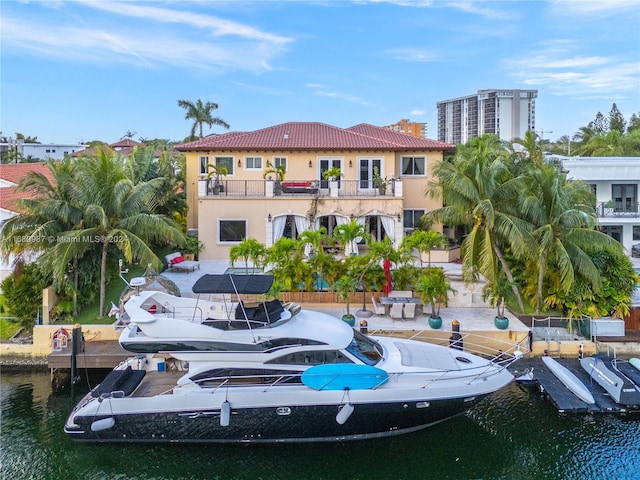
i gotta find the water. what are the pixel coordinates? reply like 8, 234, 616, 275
2, 368, 640, 480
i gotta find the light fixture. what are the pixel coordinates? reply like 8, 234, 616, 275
349, 160, 353, 168
237, 159, 241, 167
308, 160, 313, 168
268, 214, 272, 222
397, 214, 401, 222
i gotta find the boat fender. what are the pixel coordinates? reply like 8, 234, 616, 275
335, 403, 354, 425
220, 400, 231, 427
91, 417, 115, 432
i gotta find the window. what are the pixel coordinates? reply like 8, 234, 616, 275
215, 156, 234, 175
403, 209, 425, 230
219, 220, 246, 243
634, 226, 640, 241
245, 156, 262, 170
319, 158, 342, 188
199, 156, 209, 174
612, 184, 638, 213
273, 157, 287, 170
358, 158, 382, 189
401, 156, 425, 176
266, 350, 352, 365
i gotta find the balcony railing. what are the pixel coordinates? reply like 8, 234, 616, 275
596, 201, 640, 218
200, 179, 401, 198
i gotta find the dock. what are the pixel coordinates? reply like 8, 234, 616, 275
514, 357, 640, 414
48, 340, 131, 370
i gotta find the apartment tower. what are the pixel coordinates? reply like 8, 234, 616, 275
437, 89, 537, 144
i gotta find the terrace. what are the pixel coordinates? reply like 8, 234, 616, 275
199, 178, 403, 198
596, 201, 640, 218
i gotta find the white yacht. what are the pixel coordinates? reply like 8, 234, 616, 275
65, 274, 521, 443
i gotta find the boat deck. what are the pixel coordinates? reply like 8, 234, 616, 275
132, 371, 183, 397
513, 358, 640, 414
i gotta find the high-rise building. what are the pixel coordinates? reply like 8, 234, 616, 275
437, 89, 537, 144
382, 119, 427, 138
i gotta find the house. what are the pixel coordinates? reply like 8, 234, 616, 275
70, 139, 147, 158
559, 156, 640, 254
0, 163, 53, 284
175, 122, 455, 260
0, 139, 87, 162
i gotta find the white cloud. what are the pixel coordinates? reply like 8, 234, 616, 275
410, 109, 425, 116
549, 0, 640, 17
2, 2, 291, 73
384, 48, 437, 62
305, 84, 374, 107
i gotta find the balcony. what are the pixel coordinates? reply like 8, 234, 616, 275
199, 179, 402, 198
597, 201, 640, 218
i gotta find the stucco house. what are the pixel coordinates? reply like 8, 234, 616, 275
176, 122, 455, 260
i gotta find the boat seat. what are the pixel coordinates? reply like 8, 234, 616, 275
91, 366, 146, 397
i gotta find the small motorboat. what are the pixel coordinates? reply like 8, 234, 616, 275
541, 356, 594, 404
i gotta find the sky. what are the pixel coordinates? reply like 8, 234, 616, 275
2, 0, 639, 145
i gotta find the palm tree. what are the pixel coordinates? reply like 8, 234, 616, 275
401, 230, 448, 268
425, 134, 528, 312
229, 238, 266, 274
63, 148, 185, 316
518, 163, 621, 313
333, 219, 367, 256
177, 99, 230, 139
415, 267, 455, 320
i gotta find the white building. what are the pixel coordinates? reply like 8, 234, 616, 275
559, 156, 640, 253
0, 139, 87, 162
437, 89, 537, 144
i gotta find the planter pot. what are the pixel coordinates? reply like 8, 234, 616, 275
342, 314, 356, 327
494, 316, 509, 330
428, 316, 443, 329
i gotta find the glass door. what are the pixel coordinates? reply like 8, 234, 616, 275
319, 158, 342, 189
358, 158, 382, 190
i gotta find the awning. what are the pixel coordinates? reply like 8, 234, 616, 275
192, 274, 274, 294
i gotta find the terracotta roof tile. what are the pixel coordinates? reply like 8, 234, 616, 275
0, 186, 31, 213
176, 122, 454, 152
0, 163, 53, 186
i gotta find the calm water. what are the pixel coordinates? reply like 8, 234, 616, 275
2, 368, 639, 480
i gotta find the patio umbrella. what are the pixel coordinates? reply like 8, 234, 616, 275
382, 258, 393, 294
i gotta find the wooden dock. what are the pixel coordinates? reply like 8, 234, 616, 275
514, 357, 640, 414
48, 340, 131, 370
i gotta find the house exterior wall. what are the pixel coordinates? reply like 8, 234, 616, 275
183, 147, 446, 260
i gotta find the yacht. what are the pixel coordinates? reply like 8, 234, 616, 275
65, 274, 521, 443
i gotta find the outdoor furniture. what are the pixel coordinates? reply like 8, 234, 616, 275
371, 296, 386, 315
390, 303, 404, 319
379, 297, 421, 305
281, 181, 319, 194
165, 252, 200, 272
403, 303, 416, 319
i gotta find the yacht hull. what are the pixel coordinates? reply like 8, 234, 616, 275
65, 395, 485, 443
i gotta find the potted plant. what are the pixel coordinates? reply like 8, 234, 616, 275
373, 166, 387, 195
206, 164, 228, 195
263, 161, 286, 196
415, 267, 455, 329
322, 166, 343, 182
182, 236, 204, 261
335, 274, 357, 326
483, 280, 509, 330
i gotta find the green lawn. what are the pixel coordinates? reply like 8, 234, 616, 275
0, 318, 21, 340
74, 263, 150, 324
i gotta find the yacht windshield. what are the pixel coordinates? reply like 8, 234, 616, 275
346, 330, 383, 365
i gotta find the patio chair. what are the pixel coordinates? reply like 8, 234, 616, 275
403, 303, 416, 319
390, 303, 403, 319
371, 296, 386, 315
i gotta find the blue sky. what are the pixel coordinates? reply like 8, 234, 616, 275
2, 0, 639, 145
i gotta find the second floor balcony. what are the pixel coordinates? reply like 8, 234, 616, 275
596, 201, 640, 218
198, 178, 403, 198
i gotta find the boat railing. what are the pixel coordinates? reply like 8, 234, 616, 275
163, 306, 206, 323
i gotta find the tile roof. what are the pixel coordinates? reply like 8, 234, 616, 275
0, 162, 53, 186
176, 122, 455, 151
0, 187, 31, 213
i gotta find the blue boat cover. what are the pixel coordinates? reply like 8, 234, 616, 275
301, 364, 389, 391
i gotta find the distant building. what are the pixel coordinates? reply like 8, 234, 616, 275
437, 89, 537, 144
382, 119, 427, 138
0, 139, 87, 162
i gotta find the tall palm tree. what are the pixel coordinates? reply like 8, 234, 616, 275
59, 149, 185, 316
426, 134, 528, 312
177, 99, 230, 139
333, 219, 367, 256
518, 163, 621, 313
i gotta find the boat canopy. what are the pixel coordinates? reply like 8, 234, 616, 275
192, 274, 274, 295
